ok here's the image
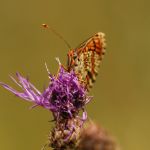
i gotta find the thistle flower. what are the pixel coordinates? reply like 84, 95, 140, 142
0, 62, 92, 149
0, 64, 91, 119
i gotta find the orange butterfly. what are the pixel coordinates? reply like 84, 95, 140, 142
42, 24, 106, 89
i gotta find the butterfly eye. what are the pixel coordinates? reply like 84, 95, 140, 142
73, 55, 77, 59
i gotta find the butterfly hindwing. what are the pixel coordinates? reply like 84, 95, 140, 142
67, 32, 106, 89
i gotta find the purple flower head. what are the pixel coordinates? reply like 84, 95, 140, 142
0, 62, 92, 121
43, 66, 91, 120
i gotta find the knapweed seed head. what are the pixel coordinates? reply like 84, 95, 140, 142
77, 122, 120, 150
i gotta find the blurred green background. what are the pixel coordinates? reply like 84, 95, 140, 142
0, 0, 150, 149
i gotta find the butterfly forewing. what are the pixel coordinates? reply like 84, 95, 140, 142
67, 32, 106, 89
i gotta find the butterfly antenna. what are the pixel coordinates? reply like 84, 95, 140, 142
42, 24, 71, 49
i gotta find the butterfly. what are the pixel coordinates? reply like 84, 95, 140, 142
67, 32, 106, 89
42, 24, 106, 90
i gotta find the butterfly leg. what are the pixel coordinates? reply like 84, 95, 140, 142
41, 142, 49, 150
